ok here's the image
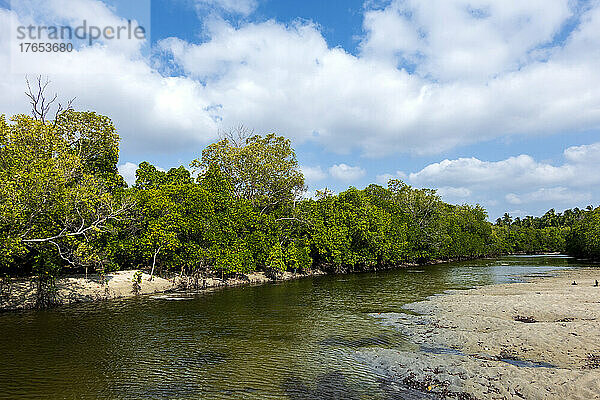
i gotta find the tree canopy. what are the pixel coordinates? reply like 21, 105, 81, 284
191, 132, 305, 211
1, 81, 599, 308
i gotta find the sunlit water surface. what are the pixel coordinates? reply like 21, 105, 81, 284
0, 255, 589, 399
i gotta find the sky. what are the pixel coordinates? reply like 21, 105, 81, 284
1, 0, 600, 220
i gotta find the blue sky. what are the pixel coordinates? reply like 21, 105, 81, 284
152, 0, 367, 52
1, 0, 600, 219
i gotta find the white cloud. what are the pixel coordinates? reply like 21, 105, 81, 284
376, 170, 407, 184
436, 186, 472, 199
328, 163, 366, 182
505, 193, 521, 205
9, 0, 149, 59
505, 187, 592, 205
360, 0, 572, 82
118, 162, 138, 186
408, 155, 578, 189
156, 2, 600, 157
300, 165, 327, 185
0, 3, 220, 158
564, 142, 600, 164
384, 141, 600, 216
408, 142, 600, 191
2, 1, 600, 160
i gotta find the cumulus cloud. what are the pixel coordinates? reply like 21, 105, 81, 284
9, 0, 149, 60
156, 2, 600, 156
300, 165, 327, 186
408, 155, 577, 189
409, 140, 600, 190
382, 141, 600, 216
564, 142, 600, 164
360, 0, 572, 82
376, 170, 407, 185
303, 164, 368, 186
3, 0, 600, 160
0, 3, 220, 159
436, 186, 472, 199
117, 162, 138, 186
328, 164, 366, 182
505, 187, 592, 205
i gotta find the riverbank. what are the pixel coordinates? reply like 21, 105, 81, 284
358, 267, 600, 399
0, 254, 569, 313
0, 269, 325, 311
0, 255, 489, 311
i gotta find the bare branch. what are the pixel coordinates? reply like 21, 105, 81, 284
218, 124, 254, 148
25, 75, 72, 124
53, 97, 76, 127
22, 202, 132, 244
49, 240, 77, 266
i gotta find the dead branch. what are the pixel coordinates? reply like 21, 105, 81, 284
218, 124, 254, 148
24, 75, 75, 124
25, 75, 57, 123
22, 201, 133, 244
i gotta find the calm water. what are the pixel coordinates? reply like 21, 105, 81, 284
0, 255, 588, 399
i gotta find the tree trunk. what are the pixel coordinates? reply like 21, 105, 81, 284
149, 247, 161, 281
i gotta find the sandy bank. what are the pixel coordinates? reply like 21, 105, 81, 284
359, 268, 600, 399
0, 269, 324, 311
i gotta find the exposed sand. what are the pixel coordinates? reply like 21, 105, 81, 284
0, 269, 324, 311
358, 268, 600, 399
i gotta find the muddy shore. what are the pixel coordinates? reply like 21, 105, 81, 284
0, 255, 486, 311
0, 269, 325, 311
358, 268, 600, 399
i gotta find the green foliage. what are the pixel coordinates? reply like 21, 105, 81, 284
284, 243, 312, 273
266, 242, 286, 278
295, 183, 495, 272
567, 207, 600, 259
191, 133, 305, 210
53, 110, 123, 186
3, 93, 599, 309
131, 270, 142, 295
0, 112, 128, 280
492, 207, 590, 255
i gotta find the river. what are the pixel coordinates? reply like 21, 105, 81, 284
0, 255, 583, 399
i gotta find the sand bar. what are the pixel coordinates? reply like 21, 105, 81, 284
359, 268, 600, 399
0, 269, 324, 311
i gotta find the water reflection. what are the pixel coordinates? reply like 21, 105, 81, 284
282, 372, 362, 400
0, 255, 584, 399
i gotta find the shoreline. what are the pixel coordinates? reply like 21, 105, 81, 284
359, 267, 600, 399
0, 254, 491, 312
0, 253, 578, 313
0, 269, 326, 311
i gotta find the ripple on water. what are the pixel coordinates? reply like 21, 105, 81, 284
0, 255, 583, 399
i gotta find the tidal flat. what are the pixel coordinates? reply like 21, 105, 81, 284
360, 268, 600, 399
0, 255, 594, 399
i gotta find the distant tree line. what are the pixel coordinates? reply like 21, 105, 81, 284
491, 208, 596, 255
1, 82, 599, 305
